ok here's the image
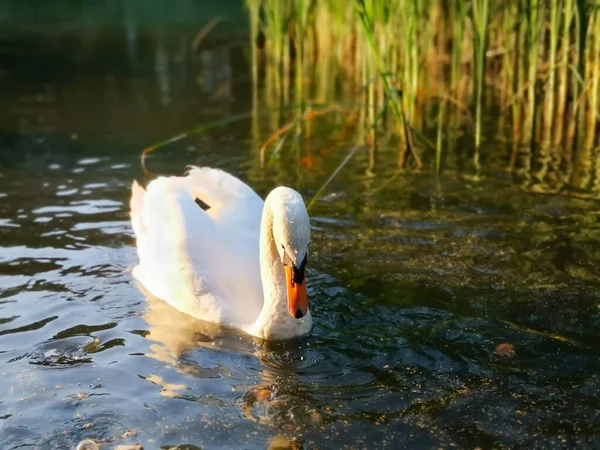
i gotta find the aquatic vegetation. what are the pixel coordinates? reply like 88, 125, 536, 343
245, 0, 600, 187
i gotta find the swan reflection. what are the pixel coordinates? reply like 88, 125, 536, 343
141, 292, 323, 447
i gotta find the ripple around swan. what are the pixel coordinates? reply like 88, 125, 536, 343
24, 336, 97, 368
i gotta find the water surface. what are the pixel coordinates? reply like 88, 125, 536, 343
2, 16, 600, 450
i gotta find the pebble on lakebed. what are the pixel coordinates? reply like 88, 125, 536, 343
495, 343, 516, 357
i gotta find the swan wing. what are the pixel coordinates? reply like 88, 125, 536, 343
130, 168, 264, 326
184, 166, 263, 232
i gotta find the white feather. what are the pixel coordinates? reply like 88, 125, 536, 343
130, 166, 312, 339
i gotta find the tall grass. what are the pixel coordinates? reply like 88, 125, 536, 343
246, 0, 600, 178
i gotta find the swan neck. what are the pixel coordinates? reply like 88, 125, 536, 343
254, 197, 311, 339
259, 201, 285, 312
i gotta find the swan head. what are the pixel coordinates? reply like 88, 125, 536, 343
266, 187, 311, 320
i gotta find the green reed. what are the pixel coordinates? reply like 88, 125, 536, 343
542, 0, 560, 148
246, 0, 600, 177
524, 0, 542, 149
554, 0, 574, 148
471, 0, 489, 170
581, 4, 600, 152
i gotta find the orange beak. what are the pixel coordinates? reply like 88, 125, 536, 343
285, 265, 308, 319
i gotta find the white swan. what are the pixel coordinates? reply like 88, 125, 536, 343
129, 166, 312, 340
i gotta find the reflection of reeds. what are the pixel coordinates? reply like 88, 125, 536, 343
244, 1, 600, 179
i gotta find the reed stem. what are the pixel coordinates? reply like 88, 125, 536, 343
472, 0, 489, 170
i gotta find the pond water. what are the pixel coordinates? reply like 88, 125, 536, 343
2, 17, 600, 450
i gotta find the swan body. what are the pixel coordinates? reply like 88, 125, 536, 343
129, 166, 312, 340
